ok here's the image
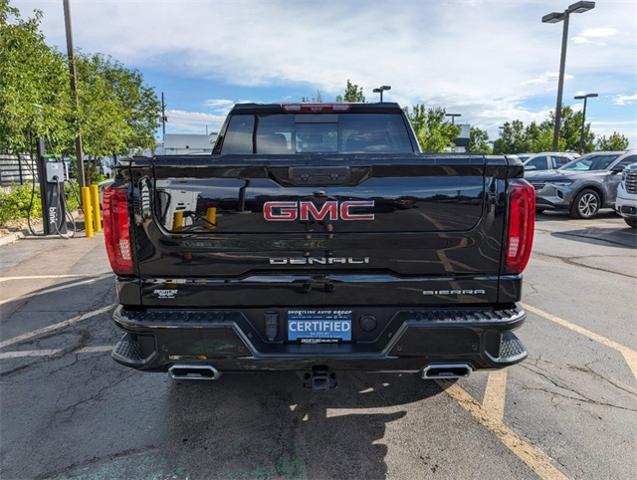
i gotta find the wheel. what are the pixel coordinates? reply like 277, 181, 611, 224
624, 217, 637, 228
570, 189, 601, 219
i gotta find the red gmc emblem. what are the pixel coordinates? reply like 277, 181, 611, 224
263, 200, 375, 221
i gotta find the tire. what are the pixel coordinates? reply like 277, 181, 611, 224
570, 189, 601, 219
624, 217, 637, 228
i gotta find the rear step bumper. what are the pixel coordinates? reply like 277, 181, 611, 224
111, 304, 527, 373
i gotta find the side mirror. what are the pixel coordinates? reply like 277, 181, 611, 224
525, 165, 537, 171
611, 165, 625, 174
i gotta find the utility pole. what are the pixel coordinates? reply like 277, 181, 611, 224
63, 0, 86, 188
574, 93, 598, 153
161, 92, 167, 140
542, 1, 596, 151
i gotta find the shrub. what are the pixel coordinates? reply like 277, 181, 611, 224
0, 181, 82, 226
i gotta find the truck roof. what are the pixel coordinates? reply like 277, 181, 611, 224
230, 102, 404, 114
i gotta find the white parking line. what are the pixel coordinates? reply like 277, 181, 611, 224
0, 274, 102, 283
0, 304, 115, 350
0, 345, 112, 360
0, 274, 113, 306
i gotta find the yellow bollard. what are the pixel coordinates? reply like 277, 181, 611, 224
90, 184, 102, 232
81, 186, 94, 238
205, 207, 217, 229
173, 211, 183, 232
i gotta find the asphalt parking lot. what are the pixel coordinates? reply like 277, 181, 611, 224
0, 211, 635, 480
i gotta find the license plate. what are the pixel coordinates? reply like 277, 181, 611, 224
287, 310, 352, 343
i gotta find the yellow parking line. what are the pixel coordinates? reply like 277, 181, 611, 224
442, 381, 569, 480
482, 370, 508, 421
523, 303, 637, 379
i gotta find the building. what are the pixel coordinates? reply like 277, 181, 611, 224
159, 133, 218, 155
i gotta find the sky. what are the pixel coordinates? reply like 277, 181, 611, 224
13, 0, 637, 146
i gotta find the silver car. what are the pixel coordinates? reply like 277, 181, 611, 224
519, 152, 579, 172
526, 150, 637, 218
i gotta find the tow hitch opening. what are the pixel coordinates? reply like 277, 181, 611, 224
302, 367, 338, 391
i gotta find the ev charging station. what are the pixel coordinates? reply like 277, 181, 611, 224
36, 139, 69, 235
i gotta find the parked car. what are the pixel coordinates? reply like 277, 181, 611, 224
519, 152, 579, 172
615, 162, 637, 228
526, 150, 637, 218
102, 102, 535, 388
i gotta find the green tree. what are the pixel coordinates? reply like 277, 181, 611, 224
405, 105, 460, 152
301, 90, 323, 103
74, 54, 159, 159
336, 80, 365, 103
493, 120, 529, 154
0, 1, 72, 156
541, 106, 594, 153
597, 132, 629, 151
467, 127, 491, 153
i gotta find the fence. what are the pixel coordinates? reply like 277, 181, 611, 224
0, 154, 38, 187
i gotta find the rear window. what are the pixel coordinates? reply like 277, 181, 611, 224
220, 113, 414, 154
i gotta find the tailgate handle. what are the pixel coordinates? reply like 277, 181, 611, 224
288, 166, 351, 185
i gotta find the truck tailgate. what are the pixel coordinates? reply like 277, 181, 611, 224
130, 155, 510, 307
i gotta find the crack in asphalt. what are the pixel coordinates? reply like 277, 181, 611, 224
520, 360, 637, 412
533, 251, 637, 279
33, 445, 159, 480
53, 368, 136, 420
566, 362, 637, 397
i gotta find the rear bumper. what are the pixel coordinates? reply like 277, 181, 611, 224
615, 193, 637, 219
111, 304, 527, 373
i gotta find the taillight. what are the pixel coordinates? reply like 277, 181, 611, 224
102, 185, 133, 275
505, 179, 535, 274
282, 103, 351, 112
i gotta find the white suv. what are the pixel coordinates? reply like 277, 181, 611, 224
615, 162, 637, 228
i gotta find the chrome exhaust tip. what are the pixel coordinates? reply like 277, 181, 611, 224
422, 363, 472, 379
168, 364, 221, 381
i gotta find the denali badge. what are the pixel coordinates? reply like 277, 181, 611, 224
270, 257, 370, 265
422, 289, 486, 296
263, 200, 374, 221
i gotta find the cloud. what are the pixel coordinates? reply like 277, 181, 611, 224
614, 93, 637, 106
203, 98, 234, 110
14, 0, 637, 142
573, 26, 618, 45
164, 109, 227, 134
579, 27, 618, 38
522, 72, 573, 87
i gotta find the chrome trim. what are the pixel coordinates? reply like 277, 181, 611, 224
422, 363, 472, 379
168, 364, 221, 381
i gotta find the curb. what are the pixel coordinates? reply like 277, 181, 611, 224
0, 231, 25, 247
0, 210, 84, 247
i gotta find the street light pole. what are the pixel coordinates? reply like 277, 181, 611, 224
445, 113, 461, 125
372, 85, 391, 102
574, 93, 598, 153
161, 92, 167, 140
553, 13, 570, 152
63, 0, 86, 188
542, 1, 596, 152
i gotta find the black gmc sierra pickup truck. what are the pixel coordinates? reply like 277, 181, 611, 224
103, 102, 535, 389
